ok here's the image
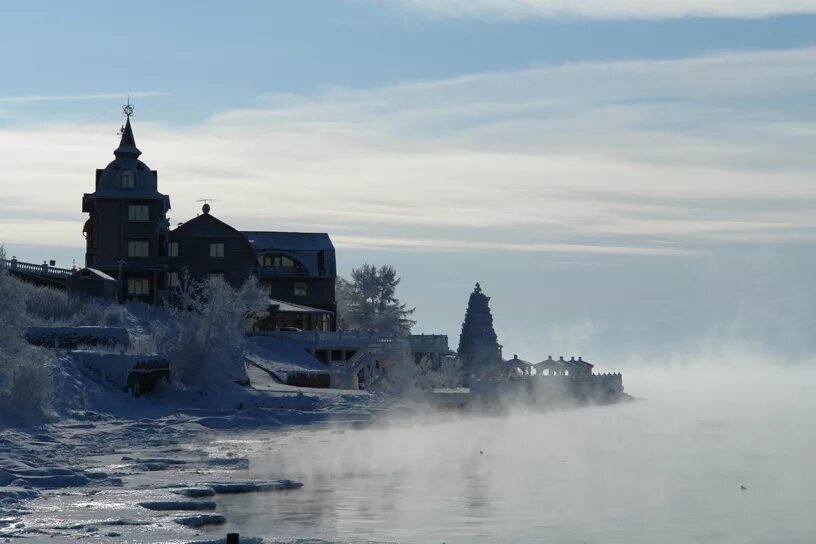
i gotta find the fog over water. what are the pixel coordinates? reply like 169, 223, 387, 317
202, 359, 816, 543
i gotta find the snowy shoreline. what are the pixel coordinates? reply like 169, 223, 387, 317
0, 356, 381, 542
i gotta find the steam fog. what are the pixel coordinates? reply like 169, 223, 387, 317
197, 356, 815, 543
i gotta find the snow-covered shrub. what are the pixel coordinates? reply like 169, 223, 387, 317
22, 282, 122, 328
0, 245, 54, 425
161, 275, 267, 386
22, 283, 86, 325
413, 355, 463, 391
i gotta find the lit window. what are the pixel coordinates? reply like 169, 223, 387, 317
127, 278, 149, 296
168, 272, 180, 288
209, 243, 225, 258
128, 205, 149, 221
120, 170, 135, 189
128, 240, 149, 258
168, 242, 179, 257
294, 282, 307, 296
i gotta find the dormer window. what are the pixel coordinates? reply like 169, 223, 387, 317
120, 170, 135, 189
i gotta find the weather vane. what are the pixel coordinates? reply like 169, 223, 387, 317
122, 96, 134, 118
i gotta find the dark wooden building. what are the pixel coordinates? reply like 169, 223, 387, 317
81, 115, 337, 327
243, 231, 337, 329
168, 208, 258, 288
82, 118, 171, 303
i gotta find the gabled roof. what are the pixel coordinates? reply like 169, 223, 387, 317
242, 231, 334, 252
505, 354, 533, 368
172, 211, 245, 237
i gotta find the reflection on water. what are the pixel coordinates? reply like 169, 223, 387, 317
208, 366, 816, 543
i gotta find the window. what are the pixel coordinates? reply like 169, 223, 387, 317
127, 278, 149, 296
259, 254, 296, 267
128, 205, 149, 221
209, 272, 225, 281
128, 240, 149, 258
294, 282, 307, 296
168, 242, 179, 257
209, 242, 225, 258
260, 282, 272, 296
120, 170, 135, 189
168, 272, 180, 288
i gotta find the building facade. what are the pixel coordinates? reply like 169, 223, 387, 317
81, 117, 337, 328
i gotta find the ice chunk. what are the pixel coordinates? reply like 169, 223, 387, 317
137, 500, 217, 511
172, 487, 216, 498
174, 513, 226, 527
208, 479, 303, 493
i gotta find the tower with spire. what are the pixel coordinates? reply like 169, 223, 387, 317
457, 283, 503, 383
82, 105, 171, 303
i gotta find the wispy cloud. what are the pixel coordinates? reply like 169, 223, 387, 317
1, 48, 815, 255
388, 0, 816, 20
0, 91, 167, 105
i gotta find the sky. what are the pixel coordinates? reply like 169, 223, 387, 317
2, 0, 816, 363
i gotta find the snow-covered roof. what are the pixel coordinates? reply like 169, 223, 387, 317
71, 267, 117, 282
242, 231, 334, 252
268, 298, 333, 315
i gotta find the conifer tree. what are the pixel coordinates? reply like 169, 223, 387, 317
336, 264, 416, 336
457, 283, 502, 382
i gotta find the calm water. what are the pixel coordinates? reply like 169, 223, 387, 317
201, 366, 816, 543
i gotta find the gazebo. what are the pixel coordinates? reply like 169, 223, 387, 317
563, 356, 593, 377
501, 354, 534, 378
534, 355, 571, 377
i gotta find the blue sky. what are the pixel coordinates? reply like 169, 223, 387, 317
2, 1, 816, 363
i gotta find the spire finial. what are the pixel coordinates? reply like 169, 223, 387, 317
114, 100, 141, 158
122, 97, 134, 119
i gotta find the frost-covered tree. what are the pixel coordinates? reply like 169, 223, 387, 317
457, 283, 502, 382
160, 274, 267, 386
413, 354, 462, 391
0, 245, 54, 424
337, 264, 416, 336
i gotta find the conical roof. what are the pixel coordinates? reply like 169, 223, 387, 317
114, 118, 141, 158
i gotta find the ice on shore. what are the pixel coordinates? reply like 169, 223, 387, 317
138, 500, 217, 511
208, 480, 304, 493
173, 487, 217, 498
174, 513, 226, 527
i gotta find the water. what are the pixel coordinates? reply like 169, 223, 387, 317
198, 366, 816, 543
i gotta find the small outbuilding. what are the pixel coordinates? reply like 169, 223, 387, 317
66, 267, 118, 299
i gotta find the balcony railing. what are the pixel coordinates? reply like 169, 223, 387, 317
4, 258, 74, 278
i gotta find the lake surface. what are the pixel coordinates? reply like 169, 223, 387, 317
198, 366, 816, 543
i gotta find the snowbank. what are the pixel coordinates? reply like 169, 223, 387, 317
76, 352, 169, 395
246, 336, 329, 388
